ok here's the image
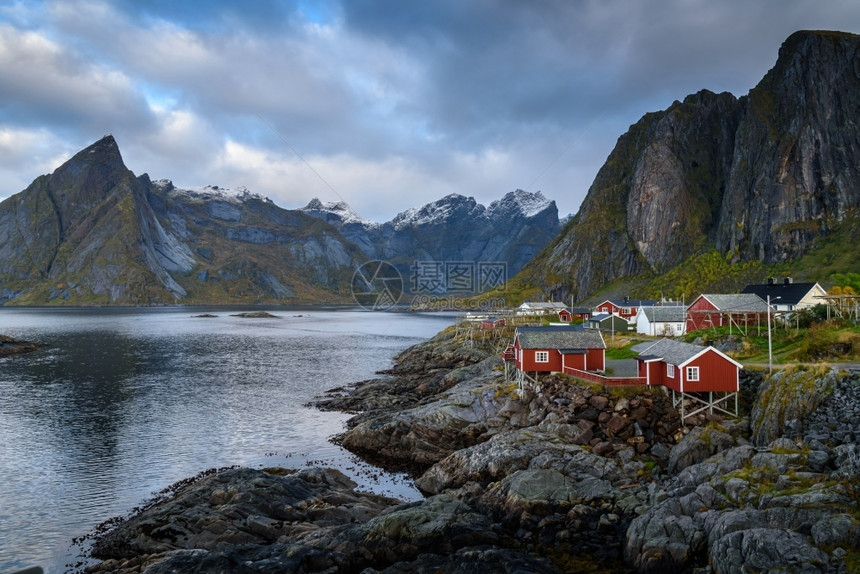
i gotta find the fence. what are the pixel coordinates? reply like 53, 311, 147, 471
562, 366, 647, 387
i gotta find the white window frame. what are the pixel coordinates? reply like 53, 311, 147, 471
535, 351, 549, 363
686, 366, 700, 381
621, 307, 632, 315
667, 364, 675, 378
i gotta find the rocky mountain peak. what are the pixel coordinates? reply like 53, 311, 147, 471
50, 133, 130, 199
487, 189, 555, 219
528, 29, 860, 303
300, 197, 371, 226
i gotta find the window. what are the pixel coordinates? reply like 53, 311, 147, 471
667, 364, 675, 377
621, 307, 632, 315
535, 351, 549, 363
687, 366, 700, 381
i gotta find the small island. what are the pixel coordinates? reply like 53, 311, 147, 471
0, 334, 38, 356
230, 311, 279, 318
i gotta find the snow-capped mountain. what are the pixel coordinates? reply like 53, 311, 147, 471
300, 189, 561, 286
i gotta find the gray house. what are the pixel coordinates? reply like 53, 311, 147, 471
585, 313, 630, 333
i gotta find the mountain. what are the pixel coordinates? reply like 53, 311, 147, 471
0, 135, 365, 305
0, 136, 563, 305
518, 30, 860, 303
301, 189, 560, 290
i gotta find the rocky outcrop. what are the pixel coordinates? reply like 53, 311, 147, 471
87, 466, 557, 573
524, 30, 860, 302
625, 369, 860, 573
750, 366, 839, 446
85, 317, 860, 573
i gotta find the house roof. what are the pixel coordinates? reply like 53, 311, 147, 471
639, 306, 687, 322
636, 338, 743, 368
597, 299, 657, 308
692, 293, 770, 313
520, 301, 567, 309
515, 326, 606, 350
741, 281, 825, 306
588, 313, 627, 323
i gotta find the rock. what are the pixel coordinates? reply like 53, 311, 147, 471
605, 413, 630, 437
0, 335, 38, 355
589, 395, 610, 410
750, 368, 840, 446
414, 427, 623, 495
810, 513, 860, 548
339, 363, 507, 468
709, 529, 829, 574
89, 467, 403, 569
624, 500, 707, 573
668, 427, 712, 473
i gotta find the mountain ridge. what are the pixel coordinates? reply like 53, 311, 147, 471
300, 189, 560, 283
0, 136, 562, 305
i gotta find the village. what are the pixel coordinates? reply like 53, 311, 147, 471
462, 277, 860, 425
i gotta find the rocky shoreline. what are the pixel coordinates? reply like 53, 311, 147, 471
83, 324, 860, 573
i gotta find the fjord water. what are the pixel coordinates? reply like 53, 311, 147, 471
0, 307, 455, 573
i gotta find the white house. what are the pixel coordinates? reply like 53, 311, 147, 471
635, 306, 687, 337
741, 278, 827, 311
517, 301, 568, 316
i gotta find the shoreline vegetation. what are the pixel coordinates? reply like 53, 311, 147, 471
77, 319, 860, 572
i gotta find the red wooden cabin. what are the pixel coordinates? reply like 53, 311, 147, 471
686, 294, 770, 333
636, 338, 742, 393
513, 326, 605, 373
480, 317, 506, 329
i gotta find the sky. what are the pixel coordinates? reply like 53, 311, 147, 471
1, 1, 859, 222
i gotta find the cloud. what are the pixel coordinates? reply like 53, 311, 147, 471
1, 0, 860, 220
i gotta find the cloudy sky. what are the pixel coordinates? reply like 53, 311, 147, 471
1, 1, 859, 221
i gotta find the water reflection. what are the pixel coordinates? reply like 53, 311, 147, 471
0, 308, 454, 573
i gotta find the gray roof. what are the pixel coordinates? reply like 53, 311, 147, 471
520, 301, 568, 309
741, 282, 824, 306
605, 299, 657, 307
695, 293, 770, 312
640, 306, 686, 322
515, 326, 606, 350
637, 338, 742, 367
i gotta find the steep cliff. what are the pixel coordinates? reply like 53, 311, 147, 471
717, 30, 860, 261
523, 30, 860, 303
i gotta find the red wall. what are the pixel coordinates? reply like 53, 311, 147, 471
596, 301, 638, 320
515, 343, 563, 372
562, 353, 586, 371
586, 348, 605, 371
682, 351, 739, 392
687, 297, 718, 332
514, 342, 604, 373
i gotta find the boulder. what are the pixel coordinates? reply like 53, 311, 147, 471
710, 528, 829, 574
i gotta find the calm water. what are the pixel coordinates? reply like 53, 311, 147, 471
0, 307, 455, 573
